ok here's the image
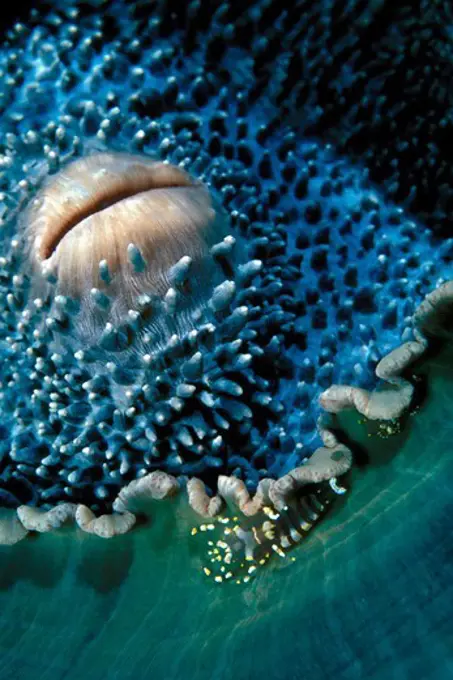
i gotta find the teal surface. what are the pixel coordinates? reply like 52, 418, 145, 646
1, 349, 453, 680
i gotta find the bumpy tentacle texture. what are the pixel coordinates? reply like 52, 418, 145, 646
187, 478, 225, 518
75, 505, 136, 539
0, 1, 453, 549
113, 470, 179, 513
217, 476, 273, 516
17, 503, 76, 532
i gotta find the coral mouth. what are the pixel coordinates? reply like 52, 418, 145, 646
35, 153, 192, 261
24, 150, 227, 354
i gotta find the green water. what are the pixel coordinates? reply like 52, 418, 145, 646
1, 348, 453, 680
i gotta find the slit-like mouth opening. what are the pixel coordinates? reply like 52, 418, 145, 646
39, 172, 192, 261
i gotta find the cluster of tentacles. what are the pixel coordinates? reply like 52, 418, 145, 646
0, 0, 453, 578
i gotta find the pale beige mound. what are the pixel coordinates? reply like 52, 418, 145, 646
25, 151, 227, 346
217, 475, 272, 516
0, 509, 28, 545
75, 505, 136, 539
17, 503, 77, 532
186, 478, 224, 517
113, 471, 179, 513
413, 281, 453, 338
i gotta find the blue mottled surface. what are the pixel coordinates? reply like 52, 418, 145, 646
0, 0, 452, 512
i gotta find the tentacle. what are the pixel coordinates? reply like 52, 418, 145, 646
75, 505, 136, 539
0, 509, 28, 546
187, 477, 225, 517
319, 340, 426, 420
217, 475, 273, 516
17, 503, 77, 532
112, 470, 179, 513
